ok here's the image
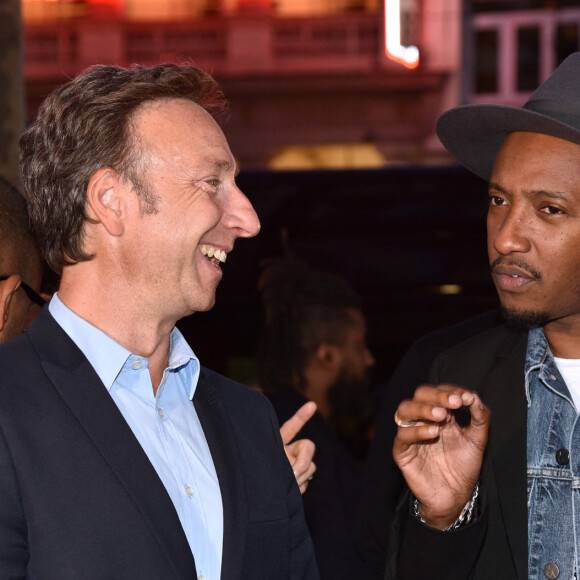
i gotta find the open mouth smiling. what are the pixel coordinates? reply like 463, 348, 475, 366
201, 244, 227, 267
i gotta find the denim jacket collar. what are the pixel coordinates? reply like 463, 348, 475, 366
524, 325, 574, 411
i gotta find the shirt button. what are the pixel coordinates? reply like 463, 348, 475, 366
185, 485, 193, 497
555, 448, 569, 466
544, 562, 560, 579
157, 408, 165, 419
131, 360, 142, 370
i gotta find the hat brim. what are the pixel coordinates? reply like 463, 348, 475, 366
436, 104, 580, 182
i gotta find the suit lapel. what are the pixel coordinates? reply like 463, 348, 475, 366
483, 328, 528, 579
195, 368, 248, 579
28, 309, 196, 579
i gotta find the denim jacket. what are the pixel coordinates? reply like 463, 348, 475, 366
526, 326, 580, 580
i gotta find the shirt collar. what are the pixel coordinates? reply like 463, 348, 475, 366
525, 325, 563, 407
49, 293, 199, 398
525, 326, 550, 374
166, 327, 200, 400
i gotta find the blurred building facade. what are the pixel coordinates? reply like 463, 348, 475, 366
22, 0, 462, 170
20, 1, 580, 169
22, 0, 580, 169
470, 0, 580, 106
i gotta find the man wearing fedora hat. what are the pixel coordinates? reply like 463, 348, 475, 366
383, 52, 580, 579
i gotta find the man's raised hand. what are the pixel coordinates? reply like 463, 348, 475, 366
393, 385, 490, 529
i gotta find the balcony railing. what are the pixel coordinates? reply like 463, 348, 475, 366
24, 1, 463, 82
24, 14, 383, 79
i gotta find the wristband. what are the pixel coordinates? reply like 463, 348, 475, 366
413, 483, 479, 531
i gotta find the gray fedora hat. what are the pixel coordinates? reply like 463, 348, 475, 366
436, 52, 580, 181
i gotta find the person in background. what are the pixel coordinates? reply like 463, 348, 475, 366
258, 257, 375, 579
0, 63, 319, 579
0, 174, 44, 343
386, 52, 580, 579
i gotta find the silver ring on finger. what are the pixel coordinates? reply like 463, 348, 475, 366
394, 411, 418, 428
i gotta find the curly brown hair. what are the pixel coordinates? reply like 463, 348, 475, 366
19, 63, 227, 273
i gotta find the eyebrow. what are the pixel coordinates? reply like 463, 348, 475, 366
530, 190, 569, 202
214, 159, 240, 176
488, 182, 570, 203
189, 159, 239, 185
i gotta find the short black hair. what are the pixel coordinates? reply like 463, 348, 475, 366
0, 175, 41, 285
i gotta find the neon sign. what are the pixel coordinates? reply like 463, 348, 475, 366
384, 0, 419, 69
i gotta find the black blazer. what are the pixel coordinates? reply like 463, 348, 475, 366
268, 387, 362, 579
0, 308, 318, 579
386, 322, 528, 580
356, 310, 505, 578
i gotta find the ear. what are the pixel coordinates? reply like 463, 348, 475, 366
0, 275, 22, 332
85, 168, 126, 237
315, 342, 342, 369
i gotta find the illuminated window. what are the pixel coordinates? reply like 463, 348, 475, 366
269, 143, 386, 170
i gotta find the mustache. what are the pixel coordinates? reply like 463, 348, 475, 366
490, 257, 542, 280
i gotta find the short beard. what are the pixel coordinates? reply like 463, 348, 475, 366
500, 305, 551, 329
327, 369, 375, 462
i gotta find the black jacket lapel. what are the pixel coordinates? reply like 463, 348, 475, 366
434, 323, 528, 579
28, 308, 196, 579
483, 328, 528, 579
195, 368, 248, 579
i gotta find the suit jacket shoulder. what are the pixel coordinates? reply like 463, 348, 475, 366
431, 321, 527, 388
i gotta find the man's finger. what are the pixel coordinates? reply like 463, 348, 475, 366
463, 392, 490, 426
280, 401, 317, 444
288, 438, 316, 470
297, 461, 317, 494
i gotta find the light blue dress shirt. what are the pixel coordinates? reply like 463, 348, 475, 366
49, 294, 223, 580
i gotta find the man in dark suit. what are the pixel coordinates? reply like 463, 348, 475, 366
1, 63, 318, 579
384, 52, 580, 579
